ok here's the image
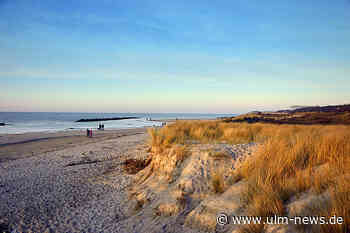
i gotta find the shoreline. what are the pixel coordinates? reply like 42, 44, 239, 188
0, 128, 147, 146
0, 128, 148, 163
0, 117, 177, 163
0, 117, 224, 136
0, 118, 203, 146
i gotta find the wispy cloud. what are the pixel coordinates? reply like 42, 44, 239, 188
1, 0, 349, 112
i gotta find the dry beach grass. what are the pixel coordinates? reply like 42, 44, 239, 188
146, 120, 350, 233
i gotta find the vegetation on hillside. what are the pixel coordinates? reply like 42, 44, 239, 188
223, 104, 350, 125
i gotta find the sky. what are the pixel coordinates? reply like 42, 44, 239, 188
0, 0, 349, 113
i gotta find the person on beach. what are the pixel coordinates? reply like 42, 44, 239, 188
86, 129, 93, 137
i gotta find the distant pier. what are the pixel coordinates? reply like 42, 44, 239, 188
75, 117, 139, 122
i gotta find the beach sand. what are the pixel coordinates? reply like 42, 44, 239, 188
0, 128, 142, 232
0, 127, 205, 233
0, 128, 147, 163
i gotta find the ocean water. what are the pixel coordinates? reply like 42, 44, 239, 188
0, 112, 235, 134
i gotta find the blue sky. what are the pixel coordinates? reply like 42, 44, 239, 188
1, 0, 349, 113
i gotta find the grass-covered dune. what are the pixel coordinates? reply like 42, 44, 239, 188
142, 120, 350, 233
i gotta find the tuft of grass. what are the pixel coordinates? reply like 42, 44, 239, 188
211, 172, 226, 194
241, 183, 284, 217
123, 158, 150, 174
319, 176, 350, 233
173, 145, 189, 162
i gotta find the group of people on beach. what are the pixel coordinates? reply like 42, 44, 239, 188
98, 123, 105, 130
86, 121, 166, 138
86, 128, 93, 137
86, 123, 105, 137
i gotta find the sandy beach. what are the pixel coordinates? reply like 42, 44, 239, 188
0, 128, 148, 163
0, 125, 212, 233
0, 128, 160, 232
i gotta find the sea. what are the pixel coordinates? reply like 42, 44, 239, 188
0, 112, 235, 134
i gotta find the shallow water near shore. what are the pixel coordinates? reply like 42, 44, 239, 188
0, 112, 235, 134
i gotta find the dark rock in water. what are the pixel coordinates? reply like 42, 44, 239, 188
75, 117, 139, 122
0, 122, 5, 126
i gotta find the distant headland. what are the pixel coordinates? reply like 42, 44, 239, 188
223, 104, 350, 125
